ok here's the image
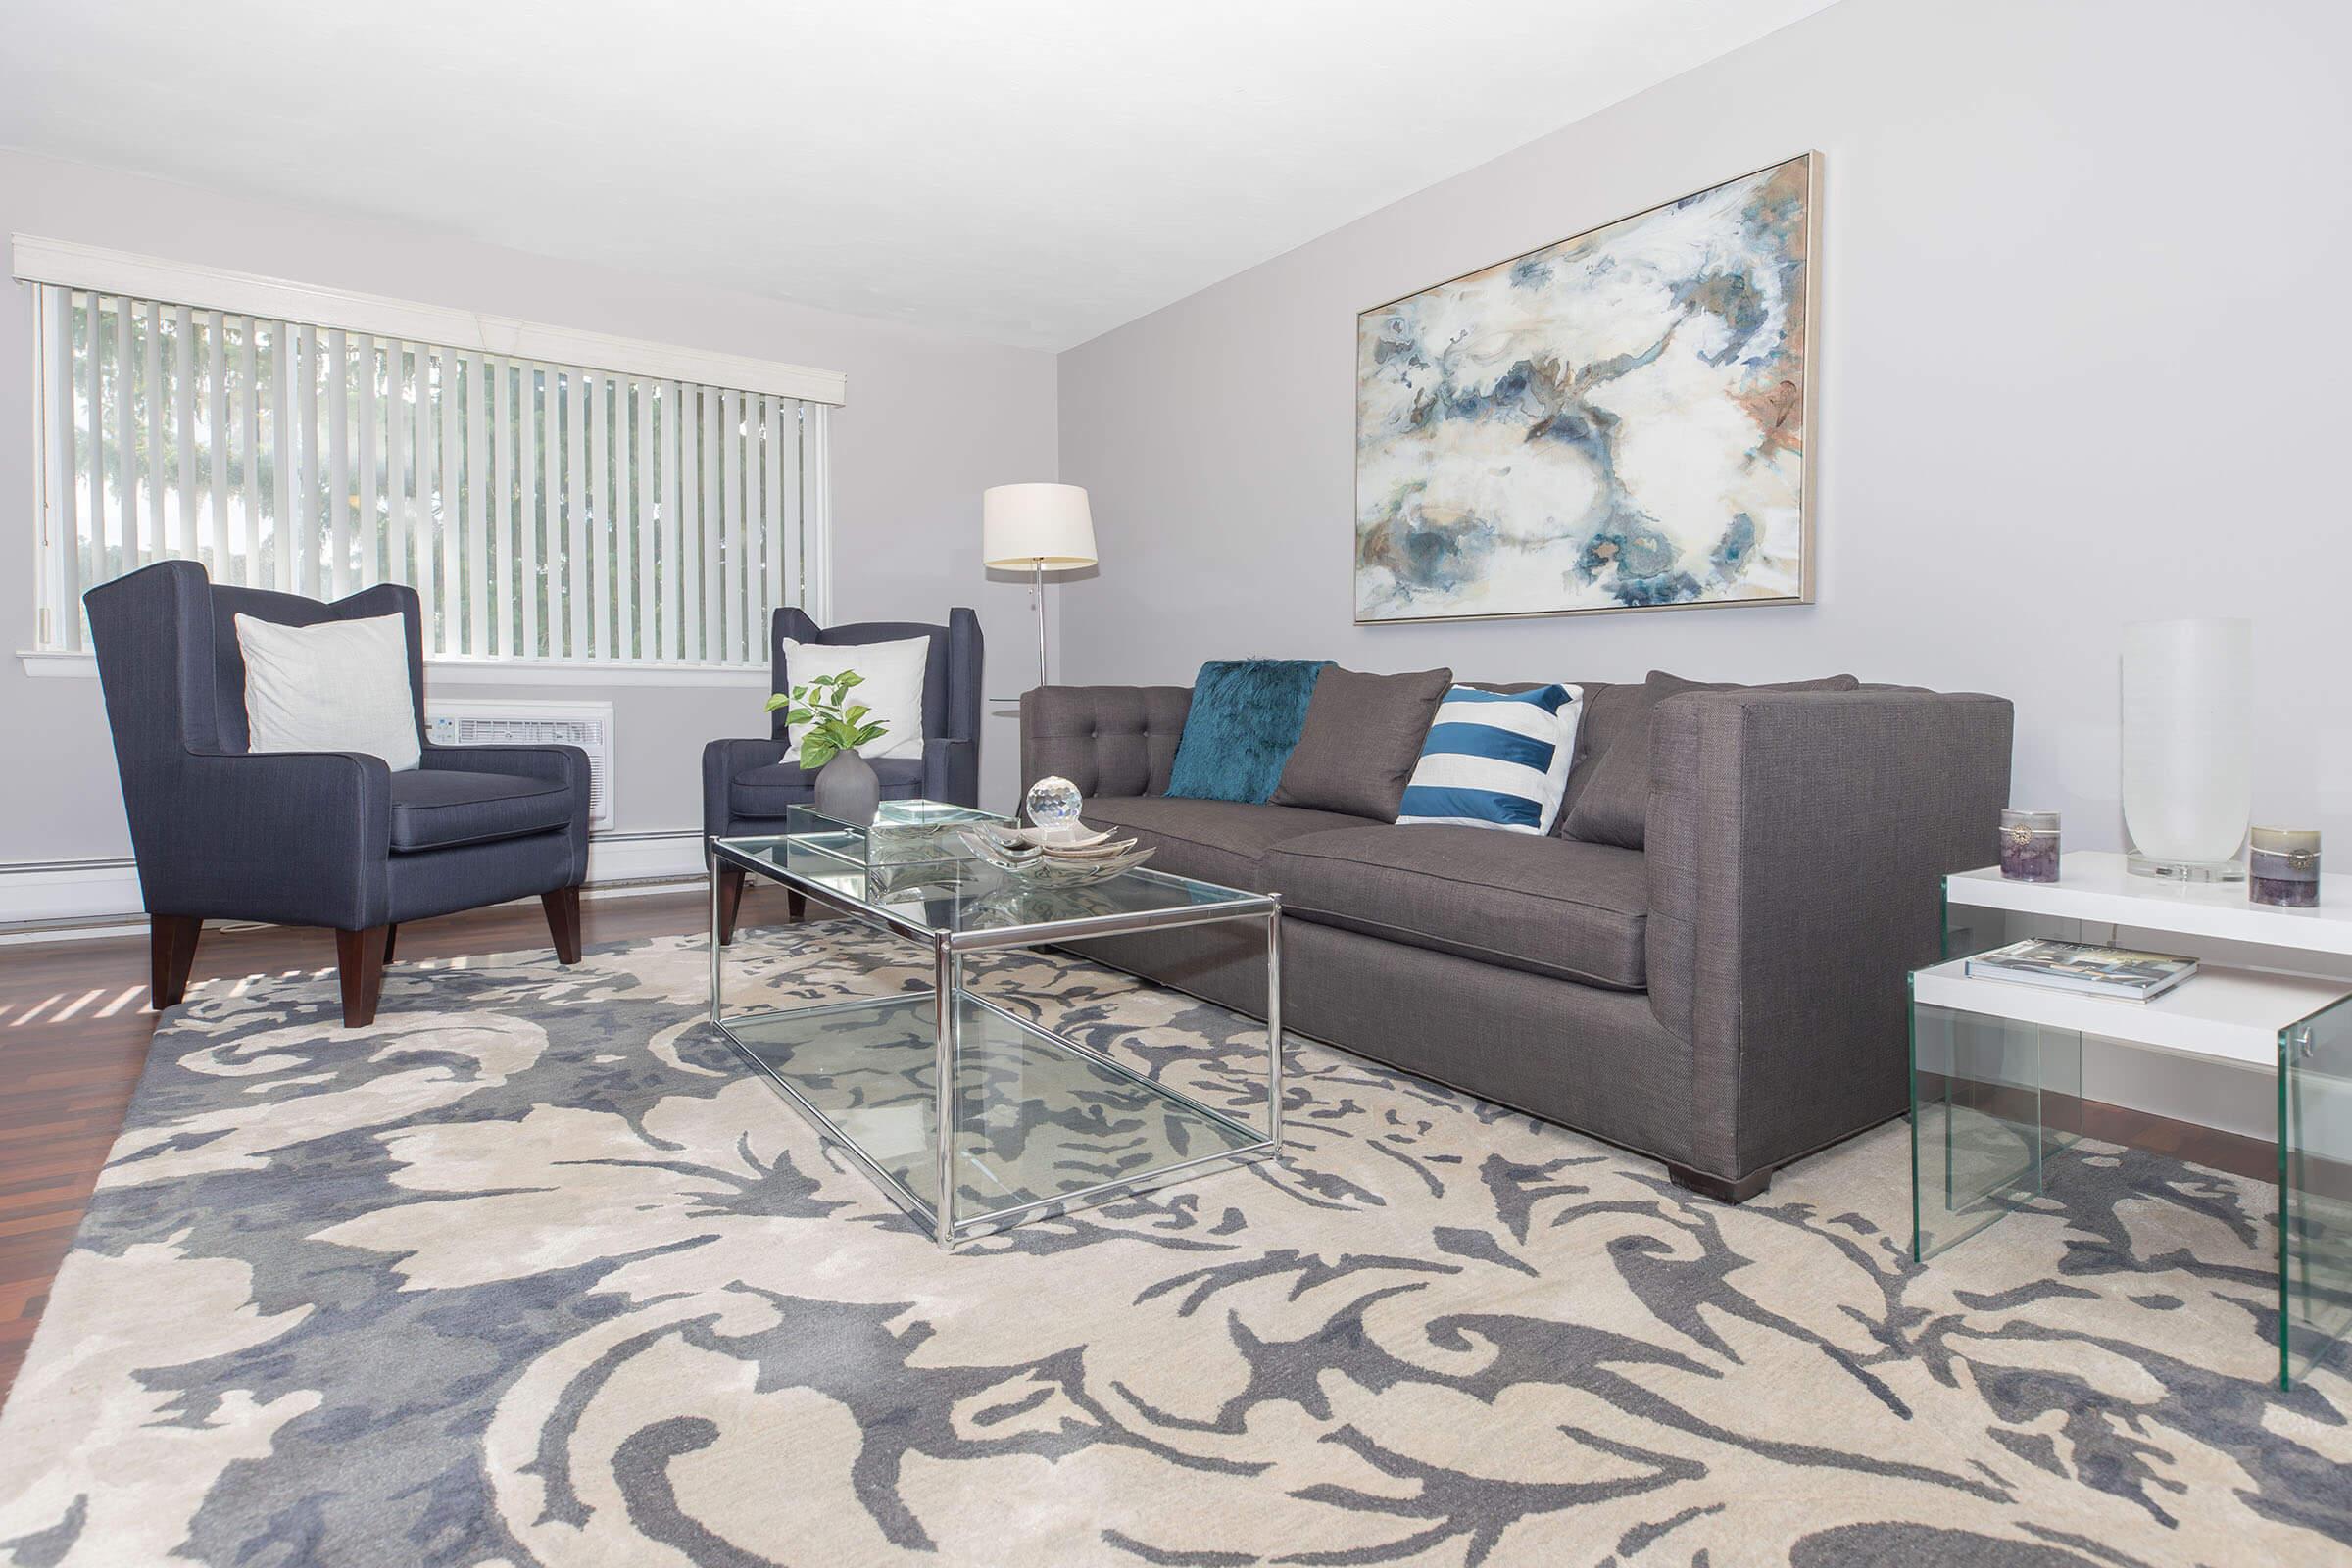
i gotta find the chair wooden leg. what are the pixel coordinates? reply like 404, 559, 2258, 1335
542, 886, 583, 964
150, 915, 201, 1009
335, 926, 390, 1027
785, 887, 807, 923
383, 924, 398, 966
715, 862, 747, 946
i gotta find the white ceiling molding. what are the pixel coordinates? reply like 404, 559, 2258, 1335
10, 234, 849, 406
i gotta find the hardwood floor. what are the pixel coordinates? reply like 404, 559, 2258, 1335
0, 883, 2279, 1406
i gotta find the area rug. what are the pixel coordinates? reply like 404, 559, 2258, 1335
0, 924, 2345, 1568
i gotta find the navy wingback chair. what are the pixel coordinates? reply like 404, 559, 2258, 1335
84, 561, 592, 1027
703, 606, 981, 942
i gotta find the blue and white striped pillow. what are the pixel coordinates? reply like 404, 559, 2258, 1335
1395, 684, 1585, 834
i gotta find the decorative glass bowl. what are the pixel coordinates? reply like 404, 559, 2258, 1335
958, 825, 1154, 886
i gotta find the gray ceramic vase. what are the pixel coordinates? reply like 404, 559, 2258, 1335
812, 748, 881, 826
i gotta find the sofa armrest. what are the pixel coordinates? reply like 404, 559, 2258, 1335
923, 737, 979, 808
1645, 688, 2014, 1184
1020, 686, 1192, 800
139, 750, 394, 929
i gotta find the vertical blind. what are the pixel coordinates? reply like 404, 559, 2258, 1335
32, 284, 829, 664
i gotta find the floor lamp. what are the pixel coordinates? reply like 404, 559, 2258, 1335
983, 483, 1098, 692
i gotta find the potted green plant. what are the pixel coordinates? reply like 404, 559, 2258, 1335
764, 670, 890, 825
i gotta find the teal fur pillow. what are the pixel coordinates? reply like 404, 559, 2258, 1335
1164, 660, 1333, 804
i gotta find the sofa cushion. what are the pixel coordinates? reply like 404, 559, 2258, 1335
235, 611, 421, 771
1552, 679, 1649, 828
1078, 796, 1376, 892
732, 758, 924, 819
1265, 824, 1651, 990
1270, 665, 1452, 820
1396, 683, 1584, 834
1561, 670, 1861, 850
1164, 659, 1332, 804
777, 634, 930, 761
389, 769, 573, 852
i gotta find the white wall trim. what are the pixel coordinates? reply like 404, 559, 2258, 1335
585, 830, 709, 886
426, 661, 770, 690
11, 234, 849, 407
20, 649, 773, 689
0, 831, 710, 934
0, 857, 143, 929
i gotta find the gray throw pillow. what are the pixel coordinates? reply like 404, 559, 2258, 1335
1559, 670, 1860, 850
1549, 678, 1636, 824
1269, 665, 1453, 820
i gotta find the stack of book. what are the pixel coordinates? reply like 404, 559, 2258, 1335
1962, 939, 2199, 1002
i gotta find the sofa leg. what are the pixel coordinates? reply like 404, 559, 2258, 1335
786, 886, 807, 923
542, 887, 583, 964
150, 915, 202, 1009
383, 924, 398, 966
1666, 1162, 1774, 1204
335, 926, 390, 1027
715, 862, 746, 946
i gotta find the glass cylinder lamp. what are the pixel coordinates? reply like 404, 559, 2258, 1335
2119, 617, 2252, 882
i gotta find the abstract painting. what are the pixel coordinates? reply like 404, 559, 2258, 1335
1355, 153, 1815, 622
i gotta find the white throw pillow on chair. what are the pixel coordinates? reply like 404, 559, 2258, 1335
779, 635, 930, 762
235, 612, 421, 770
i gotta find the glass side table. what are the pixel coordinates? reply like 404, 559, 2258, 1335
1909, 851, 2352, 1389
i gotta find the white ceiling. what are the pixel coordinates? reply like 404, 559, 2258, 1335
0, 1, 1837, 351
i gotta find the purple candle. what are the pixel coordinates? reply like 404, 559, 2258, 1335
2000, 809, 2060, 883
2250, 826, 2321, 908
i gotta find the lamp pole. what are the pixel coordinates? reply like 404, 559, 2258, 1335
1033, 558, 1049, 690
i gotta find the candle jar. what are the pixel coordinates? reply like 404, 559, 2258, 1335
2250, 826, 2321, 907
2000, 808, 2061, 882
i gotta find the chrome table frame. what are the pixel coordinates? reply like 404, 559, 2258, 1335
707, 830, 1283, 1249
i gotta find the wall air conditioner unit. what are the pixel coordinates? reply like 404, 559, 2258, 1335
424, 699, 615, 831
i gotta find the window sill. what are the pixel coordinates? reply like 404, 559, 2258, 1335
18, 650, 772, 689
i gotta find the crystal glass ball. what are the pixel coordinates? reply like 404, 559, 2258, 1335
1024, 775, 1084, 840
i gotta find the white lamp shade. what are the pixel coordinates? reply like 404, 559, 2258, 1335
983, 483, 1097, 568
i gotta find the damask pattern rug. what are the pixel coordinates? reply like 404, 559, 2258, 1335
0, 923, 2345, 1567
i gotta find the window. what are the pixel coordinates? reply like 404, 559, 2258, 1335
22, 243, 839, 667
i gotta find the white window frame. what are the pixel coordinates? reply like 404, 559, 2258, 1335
15, 234, 843, 684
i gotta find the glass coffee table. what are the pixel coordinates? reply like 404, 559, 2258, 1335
708, 801, 1283, 1248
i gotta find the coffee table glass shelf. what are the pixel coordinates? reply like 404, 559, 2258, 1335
1909, 850, 2352, 1389
709, 801, 1282, 1248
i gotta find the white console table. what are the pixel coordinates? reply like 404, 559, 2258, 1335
1908, 851, 2352, 1390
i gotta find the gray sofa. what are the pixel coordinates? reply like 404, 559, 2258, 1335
1020, 676, 2013, 1201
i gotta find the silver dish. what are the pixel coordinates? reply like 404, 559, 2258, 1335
1032, 836, 1138, 862
958, 828, 1155, 885
1004, 824, 1114, 849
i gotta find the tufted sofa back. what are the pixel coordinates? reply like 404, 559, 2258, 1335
1019, 685, 1193, 799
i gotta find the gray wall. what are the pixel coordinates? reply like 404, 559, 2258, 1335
0, 149, 1059, 887
1056, 0, 2351, 1137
